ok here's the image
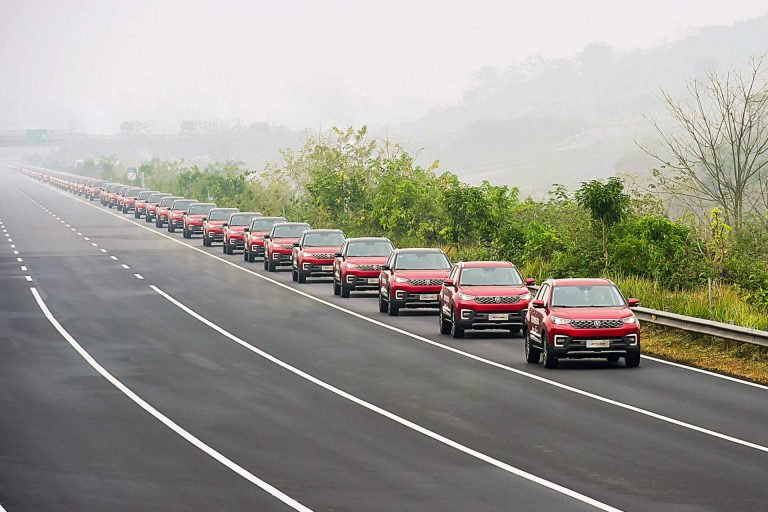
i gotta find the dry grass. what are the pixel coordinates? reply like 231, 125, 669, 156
642, 324, 768, 384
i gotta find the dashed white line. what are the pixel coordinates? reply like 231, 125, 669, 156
91, 242, 98, 247
65, 224, 70, 227
84, 237, 90, 241
10, 244, 15, 248
110, 256, 119, 261
20, 266, 27, 272
77, 232, 83, 236
16, 257, 23, 262
134, 274, 144, 280
25, 276, 32, 282
28, 287, 313, 512
71, 228, 76, 231
13, 250, 19, 255
121, 264, 130, 270
100, 249, 107, 253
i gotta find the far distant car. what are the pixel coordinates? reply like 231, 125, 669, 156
167, 199, 198, 233
202, 208, 239, 246
120, 187, 144, 214
133, 190, 159, 218
182, 202, 216, 238
222, 212, 262, 254
525, 278, 641, 369
291, 229, 346, 283
332, 237, 394, 297
155, 196, 183, 228
263, 222, 311, 272
243, 216, 286, 262
145, 193, 172, 223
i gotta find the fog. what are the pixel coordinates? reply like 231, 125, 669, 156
2, 0, 768, 192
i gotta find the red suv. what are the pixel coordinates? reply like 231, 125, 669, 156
378, 248, 452, 316
155, 196, 183, 228
167, 199, 198, 233
291, 229, 346, 283
438, 261, 534, 338
202, 208, 239, 246
182, 203, 216, 238
145, 193, 172, 223
120, 187, 145, 214
525, 278, 641, 368
222, 212, 262, 254
133, 190, 159, 218
263, 222, 311, 272
333, 237, 394, 298
243, 216, 286, 262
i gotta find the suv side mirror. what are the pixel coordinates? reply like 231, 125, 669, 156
183, 212, 188, 216
243, 227, 250, 232
443, 279, 455, 287
293, 242, 300, 247
381, 264, 391, 271
334, 252, 343, 258
627, 298, 640, 308
263, 235, 270, 240
201, 217, 207, 221
532, 299, 546, 309
525, 278, 536, 286
222, 223, 228, 227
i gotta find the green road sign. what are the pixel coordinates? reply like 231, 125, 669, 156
26, 129, 48, 144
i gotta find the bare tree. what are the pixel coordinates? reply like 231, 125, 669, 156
641, 56, 768, 230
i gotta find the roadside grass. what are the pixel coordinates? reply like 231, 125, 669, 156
642, 324, 768, 384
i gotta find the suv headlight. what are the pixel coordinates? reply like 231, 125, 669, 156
519, 292, 532, 300
394, 276, 409, 283
346, 262, 358, 268
552, 316, 571, 325
458, 293, 476, 301
622, 315, 638, 324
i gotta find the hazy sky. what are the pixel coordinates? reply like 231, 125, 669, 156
2, 0, 767, 133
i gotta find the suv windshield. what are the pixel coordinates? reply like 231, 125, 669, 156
230, 213, 259, 226
137, 191, 155, 200
149, 194, 168, 203
251, 218, 285, 231
159, 197, 181, 207
303, 232, 346, 247
273, 224, 310, 238
395, 252, 451, 270
209, 209, 238, 221
125, 188, 142, 196
172, 200, 195, 210
188, 204, 215, 215
347, 240, 393, 257
551, 285, 626, 307
460, 267, 523, 286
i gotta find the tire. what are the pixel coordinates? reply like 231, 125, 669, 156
340, 283, 350, 298
155, 219, 161, 228
168, 224, 175, 233
542, 332, 558, 369
297, 269, 307, 284
509, 326, 521, 336
243, 249, 249, 261
450, 309, 465, 338
267, 258, 276, 272
378, 291, 388, 313
264, 254, 269, 270
625, 352, 641, 368
387, 291, 399, 316
203, 234, 210, 247
292, 267, 298, 281
222, 241, 228, 254
439, 308, 451, 334
145, 216, 152, 223
182, 229, 189, 239
524, 330, 541, 363
226, 244, 233, 255
134, 211, 140, 219
333, 278, 341, 296
247, 248, 255, 262
607, 354, 620, 362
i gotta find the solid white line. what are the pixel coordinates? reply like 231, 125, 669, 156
28, 287, 313, 512
25, 276, 32, 282
151, 284, 623, 512
121, 264, 130, 270
20, 266, 27, 272
35, 179, 768, 443
642, 355, 768, 391
111, 256, 119, 261
134, 274, 144, 280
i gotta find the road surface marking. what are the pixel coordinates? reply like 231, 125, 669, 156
25, 276, 32, 282
100, 249, 107, 253
20, 266, 27, 272
111, 256, 119, 261
28, 287, 313, 512
134, 274, 144, 280
16, 257, 22, 262
121, 264, 131, 270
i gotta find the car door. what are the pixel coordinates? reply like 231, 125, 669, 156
441, 265, 460, 310
528, 283, 550, 343
380, 252, 396, 294
335, 241, 348, 280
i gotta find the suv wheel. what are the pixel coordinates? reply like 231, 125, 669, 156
438, 308, 451, 334
387, 291, 399, 316
134, 211, 140, 219
524, 330, 541, 363
450, 308, 464, 338
246, 248, 255, 262
542, 331, 558, 369
263, 254, 269, 270
292, 266, 298, 281
378, 290, 388, 313
222, 241, 228, 254
203, 233, 210, 246
333, 277, 341, 296
625, 352, 641, 368
267, 257, 277, 272
297, 269, 307, 284
340, 283, 350, 298
168, 223, 175, 233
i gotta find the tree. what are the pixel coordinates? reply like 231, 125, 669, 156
642, 56, 768, 230
575, 177, 630, 268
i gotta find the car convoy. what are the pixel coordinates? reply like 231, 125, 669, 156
11, 166, 643, 368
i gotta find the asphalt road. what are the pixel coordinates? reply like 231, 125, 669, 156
1, 167, 766, 511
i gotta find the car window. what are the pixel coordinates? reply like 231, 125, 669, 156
172, 200, 196, 210
449, 266, 459, 281
303, 232, 346, 247
188, 204, 215, 215
551, 285, 625, 307
273, 224, 310, 238
394, 252, 451, 270
536, 284, 549, 303
459, 266, 522, 286
346, 240, 394, 257
208, 209, 238, 221
251, 218, 284, 231
230, 213, 260, 226
159, 197, 180, 207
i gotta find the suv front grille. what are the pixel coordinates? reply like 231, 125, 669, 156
571, 319, 623, 329
357, 264, 382, 271
307, 253, 335, 259
278, 244, 294, 249
476, 295, 522, 304
408, 278, 444, 286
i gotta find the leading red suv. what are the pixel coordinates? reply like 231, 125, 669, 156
438, 261, 534, 338
202, 208, 239, 246
263, 222, 311, 272
291, 229, 346, 283
243, 216, 286, 262
333, 237, 394, 298
525, 278, 641, 369
378, 248, 452, 316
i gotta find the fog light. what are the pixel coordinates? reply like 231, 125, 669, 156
346, 275, 355, 283
273, 253, 280, 260
395, 290, 406, 300
303, 263, 311, 270
554, 335, 568, 347
461, 310, 472, 319
626, 334, 638, 346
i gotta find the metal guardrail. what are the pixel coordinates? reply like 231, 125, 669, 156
528, 285, 768, 348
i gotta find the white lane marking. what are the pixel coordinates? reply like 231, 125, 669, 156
642, 355, 768, 391
151, 285, 623, 512
110, 256, 119, 261
71, 228, 76, 231
134, 274, 144, 280
28, 287, 313, 512
84, 237, 90, 241
13, 250, 19, 255
77, 232, 83, 236
38, 180, 768, 436
7, 239, 11, 242
16, 257, 22, 262
10, 245, 15, 248
100, 249, 107, 253
121, 264, 130, 270
20, 266, 27, 271
65, 224, 70, 227
25, 275, 32, 282
91, 242, 98, 247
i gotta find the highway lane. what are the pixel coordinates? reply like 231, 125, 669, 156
5, 168, 768, 511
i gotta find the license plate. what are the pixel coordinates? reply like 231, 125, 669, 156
488, 313, 508, 321
321, 265, 333, 271
586, 340, 610, 348
368, 278, 379, 284
420, 294, 438, 301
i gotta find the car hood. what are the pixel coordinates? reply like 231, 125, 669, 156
272, 237, 299, 244
302, 245, 341, 254
347, 256, 388, 264
459, 285, 530, 296
228, 226, 247, 232
549, 306, 632, 320
207, 220, 227, 226
393, 269, 451, 279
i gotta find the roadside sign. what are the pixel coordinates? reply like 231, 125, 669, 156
127, 167, 137, 181
26, 129, 48, 144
